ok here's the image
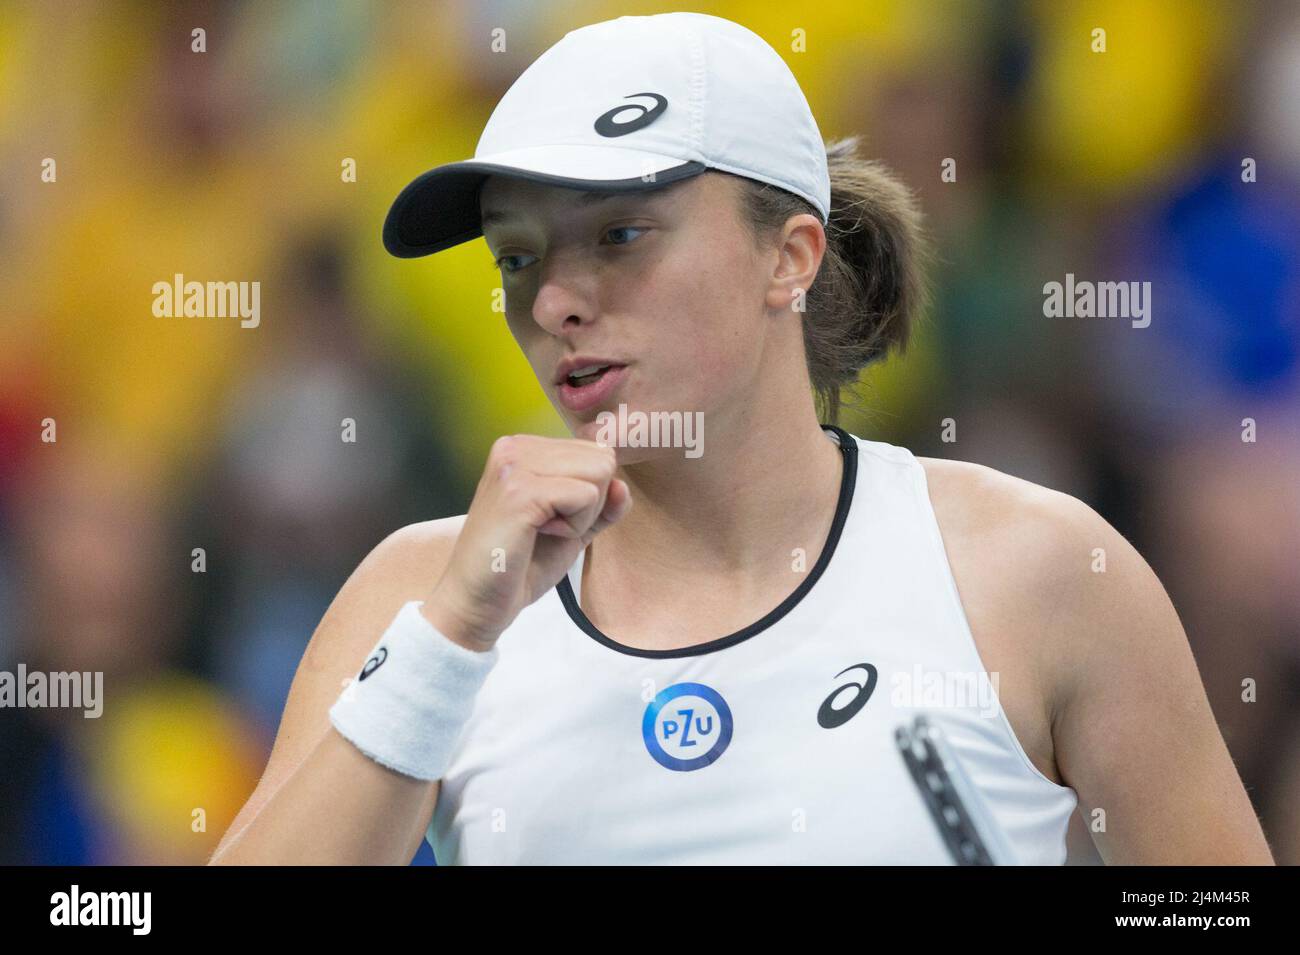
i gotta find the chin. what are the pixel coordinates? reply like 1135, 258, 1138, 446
569, 413, 622, 447
569, 406, 705, 465
608, 443, 674, 466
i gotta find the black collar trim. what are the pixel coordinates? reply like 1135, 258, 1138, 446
556, 424, 858, 659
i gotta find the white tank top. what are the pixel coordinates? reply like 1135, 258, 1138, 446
429, 426, 1079, 864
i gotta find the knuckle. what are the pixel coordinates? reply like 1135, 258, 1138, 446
596, 445, 617, 475
489, 435, 517, 468
498, 474, 530, 506
524, 497, 554, 529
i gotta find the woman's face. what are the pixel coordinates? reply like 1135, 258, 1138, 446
479, 171, 794, 458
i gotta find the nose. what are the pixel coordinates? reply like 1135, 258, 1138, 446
528, 251, 597, 338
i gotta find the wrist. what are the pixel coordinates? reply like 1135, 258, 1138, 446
329, 600, 499, 781
420, 589, 502, 652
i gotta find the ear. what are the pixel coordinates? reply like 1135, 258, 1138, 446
765, 214, 826, 312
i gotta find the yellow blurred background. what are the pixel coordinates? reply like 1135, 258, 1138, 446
1, 0, 1297, 865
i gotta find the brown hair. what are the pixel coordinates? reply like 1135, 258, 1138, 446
731, 136, 931, 425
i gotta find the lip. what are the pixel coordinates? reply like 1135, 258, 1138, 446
553, 356, 627, 386
556, 363, 629, 413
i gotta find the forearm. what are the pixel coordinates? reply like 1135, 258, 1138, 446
210, 728, 435, 866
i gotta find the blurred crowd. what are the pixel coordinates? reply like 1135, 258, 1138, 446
0, 0, 1296, 865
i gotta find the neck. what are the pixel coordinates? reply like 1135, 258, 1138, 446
588, 400, 845, 594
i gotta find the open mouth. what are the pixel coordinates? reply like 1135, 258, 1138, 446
566, 363, 622, 387
556, 362, 630, 412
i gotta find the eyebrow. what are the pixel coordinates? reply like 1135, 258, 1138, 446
480, 189, 655, 229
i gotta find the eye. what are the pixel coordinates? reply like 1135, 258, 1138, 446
603, 225, 648, 246
492, 252, 537, 275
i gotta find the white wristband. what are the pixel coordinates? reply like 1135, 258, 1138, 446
329, 600, 499, 781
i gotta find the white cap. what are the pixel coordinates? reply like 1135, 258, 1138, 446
383, 11, 831, 258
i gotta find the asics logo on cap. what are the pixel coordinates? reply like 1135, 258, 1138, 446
593, 93, 667, 137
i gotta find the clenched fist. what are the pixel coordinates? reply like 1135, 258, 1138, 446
422, 435, 631, 650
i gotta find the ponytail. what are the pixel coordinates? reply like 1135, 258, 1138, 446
734, 136, 931, 424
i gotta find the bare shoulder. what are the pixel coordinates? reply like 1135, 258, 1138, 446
913, 456, 1119, 627
916, 454, 1175, 674
913, 456, 1119, 784
299, 514, 469, 674
915, 458, 1275, 862
916, 452, 1141, 630
914, 456, 1099, 559
337, 515, 467, 605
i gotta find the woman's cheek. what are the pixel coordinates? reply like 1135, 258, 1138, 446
681, 342, 741, 407
504, 303, 542, 350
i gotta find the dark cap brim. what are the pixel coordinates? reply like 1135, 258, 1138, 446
382, 157, 707, 258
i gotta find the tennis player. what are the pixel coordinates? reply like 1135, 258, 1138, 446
211, 12, 1273, 865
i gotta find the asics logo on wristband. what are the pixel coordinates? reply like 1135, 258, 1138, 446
359, 647, 388, 681
593, 93, 667, 137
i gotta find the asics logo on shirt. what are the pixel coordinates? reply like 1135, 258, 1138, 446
818, 663, 878, 728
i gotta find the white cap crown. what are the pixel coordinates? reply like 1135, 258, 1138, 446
384, 12, 830, 257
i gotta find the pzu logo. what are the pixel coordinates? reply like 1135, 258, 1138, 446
642, 682, 733, 771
